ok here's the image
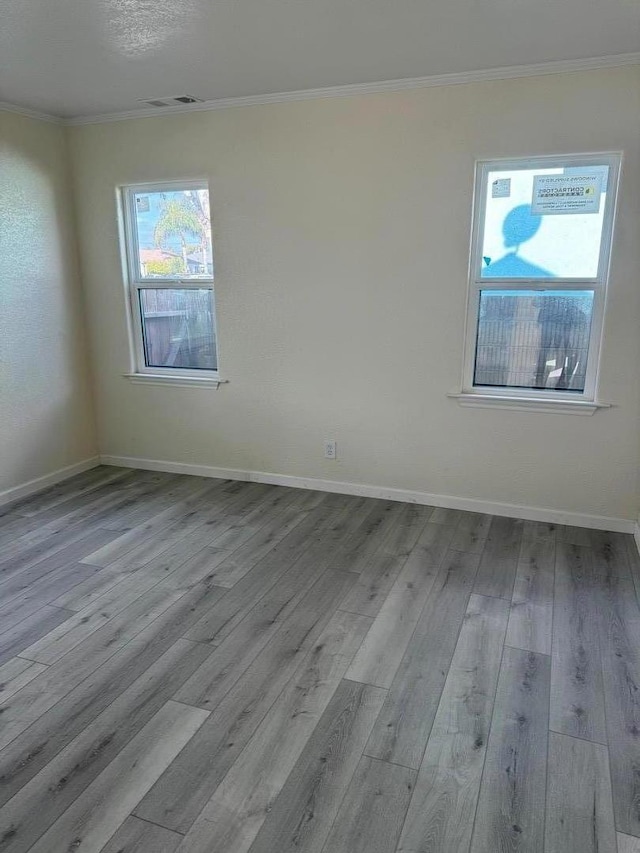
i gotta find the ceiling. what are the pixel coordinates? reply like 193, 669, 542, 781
1, 0, 639, 119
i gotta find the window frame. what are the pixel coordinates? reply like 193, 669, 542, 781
461, 152, 621, 408
121, 179, 220, 382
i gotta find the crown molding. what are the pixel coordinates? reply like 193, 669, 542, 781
2, 52, 639, 128
66, 52, 640, 126
0, 100, 64, 124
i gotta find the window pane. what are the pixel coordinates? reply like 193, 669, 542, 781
132, 188, 213, 280
480, 166, 609, 279
474, 290, 594, 392
139, 289, 217, 370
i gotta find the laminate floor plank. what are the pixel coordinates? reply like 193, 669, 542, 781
474, 515, 523, 600
0, 469, 135, 545
429, 507, 465, 526
374, 503, 432, 560
83, 480, 248, 570
338, 550, 410, 618
0, 467, 92, 518
0, 585, 188, 751
3, 467, 133, 519
0, 562, 100, 633
0, 512, 41, 542
93, 481, 256, 581
0, 581, 227, 807
470, 646, 550, 853
3, 470, 640, 853
345, 529, 445, 687
176, 610, 372, 853
182, 495, 361, 646
318, 756, 416, 853
331, 502, 428, 575
0, 658, 48, 703
49, 567, 128, 611
0, 528, 118, 596
181, 532, 341, 648
205, 484, 310, 552
4, 476, 178, 560
0, 605, 73, 667
593, 535, 640, 836
25, 701, 209, 853
159, 546, 231, 591
205, 489, 325, 588
329, 500, 401, 573
245, 679, 387, 853
545, 731, 617, 853
364, 549, 480, 768
23, 471, 150, 530
76, 477, 231, 568
0, 471, 171, 566
173, 601, 285, 711
557, 524, 592, 546
521, 520, 557, 543
0, 556, 103, 619
396, 594, 509, 853
0, 469, 136, 539
551, 541, 607, 742
0, 639, 212, 853
618, 834, 640, 853
134, 569, 358, 833
450, 512, 492, 554
624, 532, 640, 611
99, 817, 183, 853
505, 537, 555, 656
103, 481, 276, 574
589, 528, 631, 572
94, 474, 213, 533
19, 569, 173, 665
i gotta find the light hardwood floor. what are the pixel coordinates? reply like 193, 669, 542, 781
0, 466, 638, 852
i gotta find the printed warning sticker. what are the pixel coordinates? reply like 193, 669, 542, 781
491, 177, 511, 199
531, 173, 602, 215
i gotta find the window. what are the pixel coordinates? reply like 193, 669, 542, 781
461, 154, 620, 410
121, 182, 219, 382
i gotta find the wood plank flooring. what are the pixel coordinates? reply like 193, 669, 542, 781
0, 466, 637, 852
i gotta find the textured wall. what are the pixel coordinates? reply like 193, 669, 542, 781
0, 111, 97, 494
69, 66, 640, 520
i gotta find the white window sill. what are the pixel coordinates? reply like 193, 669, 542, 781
448, 392, 611, 416
124, 373, 228, 389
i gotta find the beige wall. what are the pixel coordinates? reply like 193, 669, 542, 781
69, 66, 640, 522
0, 111, 97, 495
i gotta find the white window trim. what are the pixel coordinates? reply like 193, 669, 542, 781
456, 152, 622, 413
447, 392, 611, 416
123, 373, 228, 389
120, 180, 223, 386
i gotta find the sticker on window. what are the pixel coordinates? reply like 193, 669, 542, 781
491, 178, 511, 199
531, 174, 602, 215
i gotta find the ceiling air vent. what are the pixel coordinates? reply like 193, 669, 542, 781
138, 95, 204, 108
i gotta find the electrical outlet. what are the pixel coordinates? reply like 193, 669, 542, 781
324, 440, 337, 460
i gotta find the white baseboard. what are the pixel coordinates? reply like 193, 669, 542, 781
0, 456, 102, 509
634, 522, 640, 556
100, 454, 635, 534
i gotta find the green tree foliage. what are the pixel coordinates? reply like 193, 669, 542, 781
144, 256, 185, 276
154, 197, 205, 270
